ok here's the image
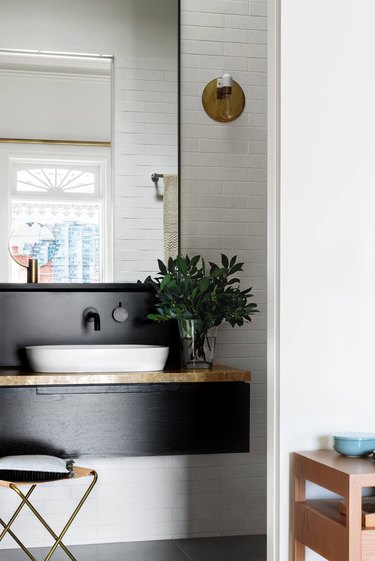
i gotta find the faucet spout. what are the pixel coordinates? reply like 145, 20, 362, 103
88, 311, 101, 331
83, 308, 101, 331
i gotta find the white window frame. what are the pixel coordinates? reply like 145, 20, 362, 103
0, 143, 112, 282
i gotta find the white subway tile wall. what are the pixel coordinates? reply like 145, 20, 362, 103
114, 57, 178, 281
0, 0, 266, 549
179, 0, 266, 538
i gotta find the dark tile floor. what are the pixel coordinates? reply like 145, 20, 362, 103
2, 535, 266, 561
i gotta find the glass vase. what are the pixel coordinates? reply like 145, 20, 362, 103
178, 319, 217, 369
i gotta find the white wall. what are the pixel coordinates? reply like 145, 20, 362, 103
274, 1, 375, 559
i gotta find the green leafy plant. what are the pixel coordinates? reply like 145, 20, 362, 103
142, 255, 258, 364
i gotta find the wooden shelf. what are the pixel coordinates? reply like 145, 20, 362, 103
293, 451, 375, 561
302, 499, 347, 527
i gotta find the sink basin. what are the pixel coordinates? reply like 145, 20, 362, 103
25, 344, 169, 373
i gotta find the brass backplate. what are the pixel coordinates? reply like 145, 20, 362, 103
202, 79, 246, 123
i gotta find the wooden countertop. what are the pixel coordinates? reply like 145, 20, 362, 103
0, 364, 250, 387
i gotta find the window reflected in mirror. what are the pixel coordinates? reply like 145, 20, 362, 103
5, 146, 112, 283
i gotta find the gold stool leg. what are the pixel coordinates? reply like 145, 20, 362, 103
0, 485, 36, 542
44, 471, 98, 561
10, 471, 98, 561
0, 518, 38, 561
10, 484, 77, 561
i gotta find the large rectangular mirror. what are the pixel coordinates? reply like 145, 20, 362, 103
0, 0, 179, 283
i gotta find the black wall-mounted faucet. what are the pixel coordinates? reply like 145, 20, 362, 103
83, 307, 101, 331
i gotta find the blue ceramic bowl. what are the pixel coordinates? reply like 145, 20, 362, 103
333, 432, 375, 457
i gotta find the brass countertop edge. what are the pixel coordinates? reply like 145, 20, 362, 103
0, 364, 251, 386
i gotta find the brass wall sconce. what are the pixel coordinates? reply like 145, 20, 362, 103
202, 73, 245, 123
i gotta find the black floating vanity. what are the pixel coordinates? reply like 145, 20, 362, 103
0, 284, 251, 458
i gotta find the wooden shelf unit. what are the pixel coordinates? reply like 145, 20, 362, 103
293, 451, 375, 561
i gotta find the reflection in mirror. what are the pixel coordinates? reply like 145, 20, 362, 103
0, 0, 179, 283
9, 223, 56, 283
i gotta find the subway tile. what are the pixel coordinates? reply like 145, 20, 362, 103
224, 27, 249, 43
181, 0, 200, 11
198, 0, 249, 15
180, 81, 201, 96
225, 42, 253, 57
250, 30, 267, 44
248, 168, 267, 181
223, 208, 266, 222
144, 58, 177, 71
173, 504, 221, 522
165, 71, 178, 82
222, 236, 253, 250
198, 26, 226, 42
245, 516, 266, 532
198, 195, 248, 208
117, 100, 146, 113
181, 53, 201, 68
181, 12, 225, 28
181, 25, 199, 40
182, 124, 223, 139
248, 195, 267, 208
182, 207, 223, 222
124, 68, 161, 81
250, 2, 268, 16
248, 136, 267, 149
181, 96, 202, 111
123, 508, 172, 524
198, 166, 248, 181
181, 137, 200, 152
225, 15, 267, 32
248, 15, 267, 30
248, 58, 267, 72
200, 54, 248, 71
247, 85, 267, 99
115, 78, 145, 91
181, 110, 201, 125
145, 101, 177, 114
224, 181, 266, 195
198, 138, 248, 153
222, 126, 266, 141
225, 14, 253, 29
182, 235, 224, 249
182, 40, 225, 56
182, 194, 199, 207
247, 44, 267, 58
220, 222, 248, 235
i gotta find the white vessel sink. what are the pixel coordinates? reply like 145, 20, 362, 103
25, 344, 169, 373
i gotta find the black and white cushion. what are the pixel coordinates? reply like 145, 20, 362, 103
0, 455, 74, 482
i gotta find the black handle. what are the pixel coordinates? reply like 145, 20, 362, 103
36, 384, 181, 395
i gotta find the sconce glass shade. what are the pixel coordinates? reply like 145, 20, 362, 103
220, 91, 234, 120
202, 78, 245, 123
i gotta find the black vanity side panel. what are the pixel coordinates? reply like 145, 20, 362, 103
0, 382, 250, 457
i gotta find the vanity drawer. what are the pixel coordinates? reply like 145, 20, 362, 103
0, 382, 250, 457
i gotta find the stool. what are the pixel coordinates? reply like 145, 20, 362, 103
0, 466, 98, 561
